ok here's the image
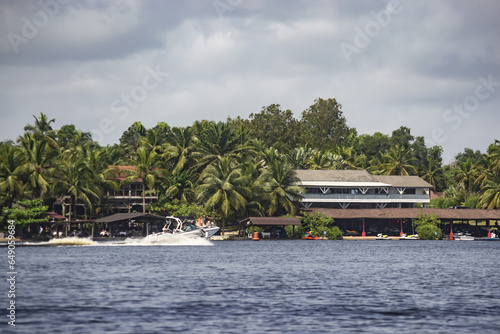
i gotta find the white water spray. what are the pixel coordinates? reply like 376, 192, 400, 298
117, 234, 214, 246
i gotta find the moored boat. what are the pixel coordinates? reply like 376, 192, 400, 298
399, 233, 419, 240
375, 233, 391, 240
302, 231, 321, 240
453, 232, 474, 241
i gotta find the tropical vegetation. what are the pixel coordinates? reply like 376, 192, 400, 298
1, 97, 499, 234
413, 213, 443, 240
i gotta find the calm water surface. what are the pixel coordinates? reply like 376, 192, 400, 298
4, 240, 500, 333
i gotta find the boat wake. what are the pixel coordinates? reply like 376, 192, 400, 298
23, 234, 213, 247
25, 237, 99, 246
107, 234, 214, 246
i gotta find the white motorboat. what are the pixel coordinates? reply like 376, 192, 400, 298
146, 216, 220, 239
453, 233, 474, 241
399, 233, 419, 240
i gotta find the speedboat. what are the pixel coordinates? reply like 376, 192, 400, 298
399, 233, 419, 240
375, 233, 391, 240
453, 233, 474, 241
146, 216, 220, 239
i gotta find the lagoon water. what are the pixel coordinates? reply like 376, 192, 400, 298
5, 239, 500, 333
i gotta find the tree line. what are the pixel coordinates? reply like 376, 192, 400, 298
1, 97, 499, 232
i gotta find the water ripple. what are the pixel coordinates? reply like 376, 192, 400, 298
6, 240, 500, 333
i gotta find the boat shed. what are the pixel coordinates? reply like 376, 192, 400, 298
309, 208, 500, 238
240, 217, 301, 239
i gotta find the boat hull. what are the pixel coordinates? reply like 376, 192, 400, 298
147, 226, 220, 239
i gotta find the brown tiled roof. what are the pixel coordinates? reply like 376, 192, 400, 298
108, 166, 140, 182
240, 217, 301, 226
310, 208, 500, 220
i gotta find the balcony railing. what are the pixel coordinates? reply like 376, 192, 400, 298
302, 194, 429, 200
107, 190, 157, 198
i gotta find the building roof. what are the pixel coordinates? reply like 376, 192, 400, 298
95, 212, 166, 223
108, 166, 141, 182
294, 169, 433, 188
374, 175, 433, 188
309, 208, 500, 220
295, 169, 378, 182
240, 217, 301, 226
47, 212, 66, 220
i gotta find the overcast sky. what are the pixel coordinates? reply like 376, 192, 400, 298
1, 0, 499, 163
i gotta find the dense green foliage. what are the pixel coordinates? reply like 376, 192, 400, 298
414, 213, 442, 240
3, 199, 48, 227
299, 211, 343, 239
1, 100, 499, 231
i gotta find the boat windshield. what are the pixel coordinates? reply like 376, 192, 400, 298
182, 223, 197, 231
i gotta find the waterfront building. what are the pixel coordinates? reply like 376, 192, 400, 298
295, 169, 499, 238
105, 166, 157, 213
295, 169, 432, 210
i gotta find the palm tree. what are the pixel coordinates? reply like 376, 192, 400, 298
379, 145, 418, 176
353, 153, 370, 170
196, 156, 250, 235
161, 170, 196, 203
24, 112, 56, 137
0, 142, 25, 207
138, 128, 166, 155
120, 121, 147, 160
487, 140, 500, 177
454, 158, 480, 193
18, 133, 56, 201
52, 158, 101, 220
367, 152, 384, 175
61, 130, 93, 161
266, 155, 303, 216
101, 144, 127, 165
194, 121, 249, 173
83, 145, 120, 209
239, 159, 269, 217
123, 147, 165, 213
307, 150, 333, 170
24, 112, 58, 149
479, 178, 500, 209
420, 156, 442, 190
333, 146, 358, 170
286, 146, 314, 170
164, 126, 197, 174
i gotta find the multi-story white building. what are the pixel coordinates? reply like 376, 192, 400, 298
295, 170, 432, 210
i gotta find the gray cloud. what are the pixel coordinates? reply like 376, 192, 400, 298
1, 0, 499, 163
